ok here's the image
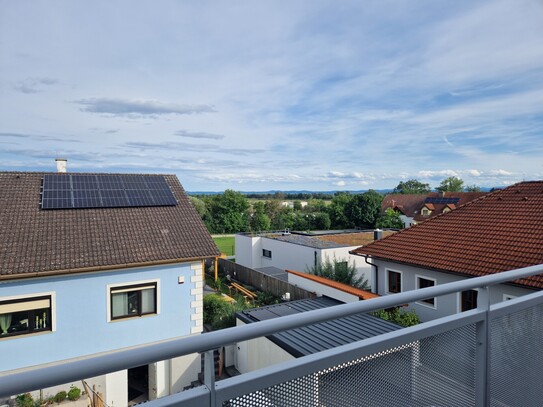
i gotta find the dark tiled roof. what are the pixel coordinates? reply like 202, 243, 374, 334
381, 194, 426, 217
0, 172, 220, 279
237, 296, 401, 357
352, 181, 543, 289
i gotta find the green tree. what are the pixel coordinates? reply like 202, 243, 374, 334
376, 208, 404, 229
327, 192, 353, 229
393, 179, 431, 194
250, 201, 271, 232
465, 184, 481, 192
293, 200, 302, 211
345, 190, 383, 228
189, 196, 208, 218
207, 190, 250, 233
311, 212, 331, 230
307, 256, 369, 290
436, 176, 464, 192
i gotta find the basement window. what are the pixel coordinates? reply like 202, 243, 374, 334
0, 295, 52, 338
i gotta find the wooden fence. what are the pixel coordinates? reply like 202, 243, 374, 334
217, 259, 315, 301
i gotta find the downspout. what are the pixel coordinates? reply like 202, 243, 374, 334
364, 255, 379, 294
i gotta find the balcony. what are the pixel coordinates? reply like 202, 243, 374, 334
1, 264, 542, 406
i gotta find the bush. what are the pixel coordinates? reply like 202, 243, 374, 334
16, 393, 34, 407
373, 307, 420, 327
67, 386, 81, 401
203, 294, 230, 324
256, 291, 280, 305
53, 391, 67, 404
211, 301, 249, 330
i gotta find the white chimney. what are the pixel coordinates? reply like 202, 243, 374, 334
55, 158, 67, 173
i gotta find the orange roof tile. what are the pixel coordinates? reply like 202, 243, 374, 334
352, 181, 543, 289
286, 269, 379, 300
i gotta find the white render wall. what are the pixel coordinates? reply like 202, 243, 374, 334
235, 234, 263, 269
287, 273, 359, 303
373, 259, 537, 322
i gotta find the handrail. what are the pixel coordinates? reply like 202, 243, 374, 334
0, 263, 541, 398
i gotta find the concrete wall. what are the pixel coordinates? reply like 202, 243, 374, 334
235, 234, 263, 269
170, 353, 201, 393
235, 320, 294, 373
373, 259, 537, 322
287, 273, 359, 303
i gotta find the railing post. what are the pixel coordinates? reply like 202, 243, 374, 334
475, 286, 490, 407
204, 350, 216, 407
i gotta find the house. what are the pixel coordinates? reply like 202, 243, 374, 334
0, 170, 219, 405
353, 181, 543, 322
382, 192, 487, 228
235, 230, 395, 290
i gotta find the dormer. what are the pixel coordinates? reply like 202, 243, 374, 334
421, 203, 434, 216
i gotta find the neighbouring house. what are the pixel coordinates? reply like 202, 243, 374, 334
0, 170, 219, 405
281, 200, 308, 209
353, 181, 543, 322
382, 192, 487, 228
235, 230, 395, 290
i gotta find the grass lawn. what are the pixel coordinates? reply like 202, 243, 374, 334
213, 236, 235, 256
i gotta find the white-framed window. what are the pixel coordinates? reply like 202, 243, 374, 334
262, 249, 272, 259
386, 269, 402, 294
416, 275, 437, 308
107, 280, 159, 322
421, 208, 431, 216
0, 292, 55, 338
503, 294, 517, 301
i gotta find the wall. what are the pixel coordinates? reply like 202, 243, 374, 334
321, 247, 373, 289
235, 234, 262, 269
170, 352, 201, 393
287, 273, 359, 303
0, 261, 202, 373
235, 320, 294, 374
373, 259, 537, 322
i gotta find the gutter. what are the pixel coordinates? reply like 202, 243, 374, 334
349, 249, 379, 294
0, 255, 218, 282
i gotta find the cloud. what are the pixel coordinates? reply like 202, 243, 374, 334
468, 169, 481, 177
12, 77, 58, 94
125, 141, 264, 156
489, 169, 512, 176
174, 130, 225, 140
334, 180, 346, 187
418, 170, 459, 179
74, 98, 217, 117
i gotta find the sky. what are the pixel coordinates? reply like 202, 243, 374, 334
1, 1, 542, 192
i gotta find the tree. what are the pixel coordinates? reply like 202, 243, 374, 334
327, 192, 353, 229
189, 196, 208, 218
307, 256, 369, 290
311, 212, 331, 230
465, 184, 481, 192
393, 179, 431, 194
436, 176, 464, 192
376, 208, 404, 229
207, 190, 250, 233
344, 190, 383, 228
250, 201, 271, 232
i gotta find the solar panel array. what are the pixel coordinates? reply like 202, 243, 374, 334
424, 197, 460, 205
41, 174, 177, 209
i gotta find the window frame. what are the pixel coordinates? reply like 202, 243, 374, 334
386, 269, 402, 294
0, 292, 56, 339
262, 249, 272, 259
459, 289, 478, 312
416, 275, 437, 308
107, 280, 159, 322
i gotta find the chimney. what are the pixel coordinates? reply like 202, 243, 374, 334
55, 158, 67, 173
374, 228, 383, 240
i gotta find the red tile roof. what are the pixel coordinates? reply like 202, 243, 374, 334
353, 181, 543, 289
381, 194, 426, 217
0, 172, 220, 279
286, 269, 379, 300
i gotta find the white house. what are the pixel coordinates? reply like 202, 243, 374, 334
0, 171, 220, 405
235, 231, 395, 291
353, 181, 543, 322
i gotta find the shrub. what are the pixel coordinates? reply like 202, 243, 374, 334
211, 301, 249, 330
53, 391, 67, 404
256, 291, 280, 305
67, 386, 81, 401
373, 307, 420, 327
203, 294, 230, 324
16, 393, 34, 407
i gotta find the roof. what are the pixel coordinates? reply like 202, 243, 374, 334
268, 233, 344, 249
286, 269, 379, 300
237, 296, 401, 357
381, 194, 426, 217
262, 231, 394, 249
317, 231, 395, 246
0, 172, 220, 279
352, 181, 543, 289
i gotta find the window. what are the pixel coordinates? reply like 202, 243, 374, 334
262, 249, 272, 259
110, 283, 157, 320
421, 208, 431, 216
417, 276, 436, 307
461, 290, 478, 311
0, 295, 52, 338
387, 270, 402, 293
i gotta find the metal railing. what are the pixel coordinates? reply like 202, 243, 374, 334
1, 264, 542, 406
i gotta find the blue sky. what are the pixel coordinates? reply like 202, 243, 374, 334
1, 1, 542, 191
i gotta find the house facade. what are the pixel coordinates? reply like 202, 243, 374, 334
0, 171, 219, 405
354, 181, 543, 322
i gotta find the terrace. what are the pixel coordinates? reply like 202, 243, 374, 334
1, 264, 542, 407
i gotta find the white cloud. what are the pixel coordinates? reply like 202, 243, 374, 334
334, 180, 346, 187
468, 169, 481, 177
74, 98, 216, 117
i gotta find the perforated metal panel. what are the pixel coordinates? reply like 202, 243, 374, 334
224, 324, 476, 407
490, 302, 543, 407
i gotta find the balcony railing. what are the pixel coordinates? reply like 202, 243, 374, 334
1, 264, 542, 406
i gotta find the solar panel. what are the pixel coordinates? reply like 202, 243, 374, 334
424, 197, 460, 205
41, 174, 177, 210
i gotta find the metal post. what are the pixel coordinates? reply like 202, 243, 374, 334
204, 350, 216, 407
475, 286, 490, 407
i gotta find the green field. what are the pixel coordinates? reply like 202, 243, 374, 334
213, 236, 235, 256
